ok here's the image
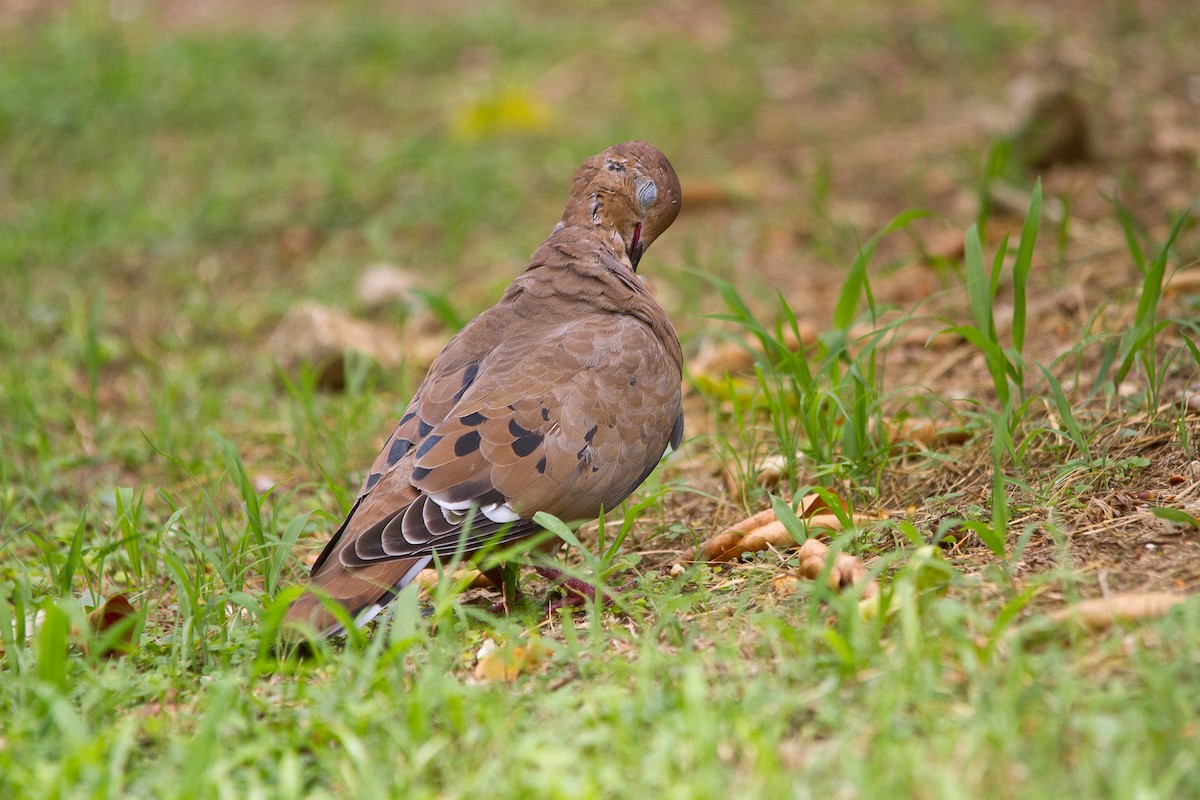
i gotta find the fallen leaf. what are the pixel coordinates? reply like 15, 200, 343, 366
1050, 592, 1188, 631
877, 417, 971, 450
472, 637, 549, 682
690, 339, 756, 378
772, 573, 802, 598
267, 301, 401, 390
1164, 268, 1200, 297
84, 593, 138, 658
689, 322, 820, 380
412, 569, 494, 591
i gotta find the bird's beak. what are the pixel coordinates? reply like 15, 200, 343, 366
628, 222, 644, 271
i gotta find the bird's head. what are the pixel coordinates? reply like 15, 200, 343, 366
559, 141, 681, 272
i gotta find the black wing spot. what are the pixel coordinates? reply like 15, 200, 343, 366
508, 419, 544, 458
460, 411, 487, 426
629, 377, 637, 386
387, 437, 412, 465
365, 472, 383, 490
454, 430, 482, 457
411, 466, 432, 481
541, 407, 550, 422
415, 434, 443, 459
584, 424, 599, 443
453, 362, 480, 402
535, 456, 547, 474
398, 412, 416, 426
417, 419, 434, 437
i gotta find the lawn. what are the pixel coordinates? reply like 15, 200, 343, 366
2, 1, 1200, 797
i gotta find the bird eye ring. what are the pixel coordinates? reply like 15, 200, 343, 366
636, 179, 658, 212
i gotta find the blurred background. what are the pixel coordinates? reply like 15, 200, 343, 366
2, 0, 1198, 512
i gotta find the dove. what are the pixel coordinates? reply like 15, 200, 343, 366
283, 141, 683, 637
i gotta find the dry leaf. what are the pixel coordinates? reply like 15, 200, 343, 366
877, 417, 970, 450
1050, 592, 1187, 631
84, 593, 137, 658
412, 569, 494, 591
1165, 268, 1200, 297
472, 637, 549, 682
267, 301, 402, 390
772, 573, 802, 598
689, 322, 819, 380
690, 339, 756, 378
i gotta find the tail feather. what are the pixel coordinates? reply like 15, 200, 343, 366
282, 555, 430, 639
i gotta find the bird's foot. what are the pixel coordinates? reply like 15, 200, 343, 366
536, 566, 637, 613
483, 565, 523, 615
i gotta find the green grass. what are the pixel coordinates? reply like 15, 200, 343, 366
7, 573, 1200, 798
4, 2, 1200, 798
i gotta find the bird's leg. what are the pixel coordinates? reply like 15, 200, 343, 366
483, 563, 521, 615
536, 566, 638, 613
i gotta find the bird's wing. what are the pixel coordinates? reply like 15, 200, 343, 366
285, 295, 680, 635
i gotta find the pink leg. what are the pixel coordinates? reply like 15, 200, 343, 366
483, 565, 521, 615
535, 566, 638, 612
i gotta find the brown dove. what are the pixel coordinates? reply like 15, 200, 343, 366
283, 141, 683, 637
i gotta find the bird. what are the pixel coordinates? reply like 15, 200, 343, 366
283, 141, 683, 637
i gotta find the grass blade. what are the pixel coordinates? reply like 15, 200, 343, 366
1011, 179, 1043, 353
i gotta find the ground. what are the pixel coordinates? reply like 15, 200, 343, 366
2, 1, 1200, 798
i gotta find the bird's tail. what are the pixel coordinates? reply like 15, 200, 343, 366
281, 555, 431, 639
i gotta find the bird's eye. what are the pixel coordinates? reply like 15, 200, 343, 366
636, 179, 658, 212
